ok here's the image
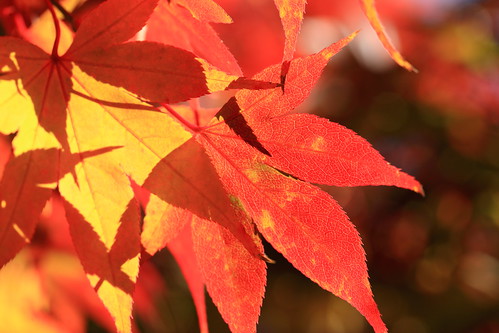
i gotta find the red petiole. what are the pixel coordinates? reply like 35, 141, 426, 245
44, 0, 61, 59
188, 99, 201, 127
160, 103, 206, 134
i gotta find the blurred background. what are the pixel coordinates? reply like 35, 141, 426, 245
1, 0, 498, 332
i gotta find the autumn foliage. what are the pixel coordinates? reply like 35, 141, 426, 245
0, 0, 424, 332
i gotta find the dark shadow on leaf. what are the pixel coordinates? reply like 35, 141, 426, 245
272, 165, 303, 182
19, 54, 72, 153
59, 145, 123, 189
142, 138, 262, 258
279, 60, 291, 93
226, 77, 281, 90
0, 143, 122, 269
63, 198, 139, 295
0, 70, 15, 77
76, 42, 209, 104
78, 145, 123, 159
0, 148, 59, 268
215, 97, 271, 156
0, 54, 18, 79
71, 89, 158, 111
143, 138, 234, 222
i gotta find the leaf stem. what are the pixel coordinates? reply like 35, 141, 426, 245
50, 0, 76, 31
188, 99, 201, 127
161, 103, 205, 133
44, 0, 61, 59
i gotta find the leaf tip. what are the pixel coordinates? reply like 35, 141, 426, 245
392, 52, 419, 73
259, 253, 275, 264
321, 31, 358, 61
414, 184, 425, 197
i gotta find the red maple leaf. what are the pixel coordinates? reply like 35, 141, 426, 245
140, 34, 421, 333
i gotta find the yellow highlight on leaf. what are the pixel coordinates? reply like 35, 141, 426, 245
244, 168, 260, 183
37, 182, 57, 189
196, 58, 238, 93
121, 253, 140, 281
8, 52, 20, 71
0, 64, 13, 73
12, 224, 29, 243
310, 136, 325, 151
261, 210, 275, 230
277, 1, 302, 20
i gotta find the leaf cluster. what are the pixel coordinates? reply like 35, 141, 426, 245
0, 0, 421, 332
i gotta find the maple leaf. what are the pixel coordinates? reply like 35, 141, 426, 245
232, 40, 423, 192
140, 31, 421, 333
145, 0, 242, 75
0, 0, 276, 331
200, 39, 390, 332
